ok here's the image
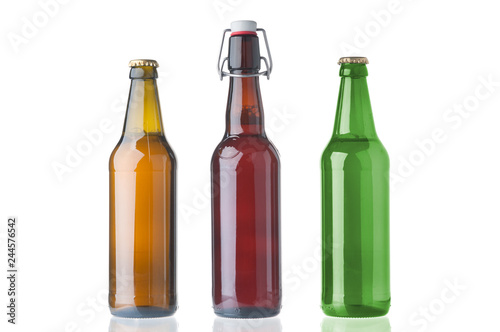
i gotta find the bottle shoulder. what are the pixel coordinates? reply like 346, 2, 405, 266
323, 136, 387, 153
321, 137, 389, 169
212, 135, 280, 163
110, 134, 175, 171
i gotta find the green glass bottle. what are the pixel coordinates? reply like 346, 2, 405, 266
321, 57, 390, 317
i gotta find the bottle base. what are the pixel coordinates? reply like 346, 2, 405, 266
214, 306, 280, 319
110, 305, 177, 319
321, 302, 390, 318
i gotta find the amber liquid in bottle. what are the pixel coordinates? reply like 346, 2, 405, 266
211, 32, 282, 318
109, 63, 177, 318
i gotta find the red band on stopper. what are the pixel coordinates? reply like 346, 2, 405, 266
230, 31, 257, 36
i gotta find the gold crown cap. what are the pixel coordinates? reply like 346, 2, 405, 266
337, 57, 369, 65
128, 59, 159, 67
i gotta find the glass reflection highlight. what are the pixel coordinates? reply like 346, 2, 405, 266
213, 317, 282, 332
109, 316, 178, 332
321, 317, 390, 332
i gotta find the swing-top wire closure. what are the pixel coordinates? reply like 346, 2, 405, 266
217, 28, 273, 81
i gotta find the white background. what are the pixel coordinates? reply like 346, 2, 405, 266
1, 0, 499, 331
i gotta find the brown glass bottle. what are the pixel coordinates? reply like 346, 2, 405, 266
109, 60, 177, 318
211, 21, 281, 318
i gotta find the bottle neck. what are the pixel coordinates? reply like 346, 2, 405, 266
225, 34, 264, 136
123, 66, 164, 136
226, 76, 264, 135
332, 63, 377, 139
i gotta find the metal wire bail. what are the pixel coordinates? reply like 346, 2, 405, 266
217, 28, 273, 81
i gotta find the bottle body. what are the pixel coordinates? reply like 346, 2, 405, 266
211, 135, 281, 318
321, 138, 390, 317
321, 61, 390, 317
109, 63, 177, 318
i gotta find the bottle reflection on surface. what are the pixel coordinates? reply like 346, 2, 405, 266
109, 317, 178, 332
321, 317, 390, 332
213, 317, 282, 332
